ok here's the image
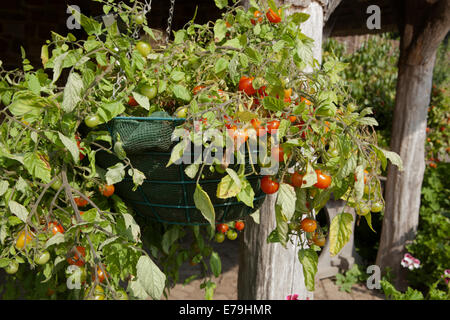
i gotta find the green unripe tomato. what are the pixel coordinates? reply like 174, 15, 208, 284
5, 261, 19, 275
215, 232, 225, 243
51, 178, 62, 191
35, 250, 50, 265
371, 201, 384, 213
116, 289, 129, 300
347, 103, 357, 112
364, 185, 370, 194
136, 41, 152, 57
174, 107, 188, 118
84, 284, 105, 300
140, 84, 157, 100
214, 164, 227, 174
226, 229, 238, 241
134, 13, 145, 25
84, 115, 101, 128
356, 203, 371, 216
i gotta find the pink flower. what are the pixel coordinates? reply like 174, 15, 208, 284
401, 253, 420, 270
443, 269, 450, 285
286, 294, 299, 300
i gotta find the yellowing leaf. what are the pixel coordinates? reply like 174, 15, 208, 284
329, 213, 353, 256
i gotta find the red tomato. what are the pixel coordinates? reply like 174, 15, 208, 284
235, 221, 245, 231
48, 221, 64, 235
74, 197, 89, 207
266, 8, 282, 23
94, 265, 108, 283
290, 171, 304, 187
67, 246, 86, 267
300, 218, 317, 233
314, 170, 332, 189
251, 118, 267, 137
261, 176, 279, 194
251, 10, 263, 25
216, 223, 229, 234
128, 95, 138, 106
300, 96, 312, 106
271, 146, 286, 162
238, 76, 256, 96
99, 184, 115, 197
267, 120, 280, 132
193, 85, 206, 95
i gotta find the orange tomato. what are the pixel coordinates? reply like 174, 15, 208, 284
99, 184, 115, 197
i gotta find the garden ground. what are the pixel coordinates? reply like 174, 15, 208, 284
166, 237, 385, 300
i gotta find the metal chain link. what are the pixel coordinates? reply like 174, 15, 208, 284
165, 0, 176, 43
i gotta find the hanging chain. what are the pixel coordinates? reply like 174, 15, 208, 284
165, 0, 176, 43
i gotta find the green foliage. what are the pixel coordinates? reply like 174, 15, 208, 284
323, 34, 399, 148
334, 264, 367, 293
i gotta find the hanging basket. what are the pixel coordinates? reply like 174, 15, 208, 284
95, 112, 266, 226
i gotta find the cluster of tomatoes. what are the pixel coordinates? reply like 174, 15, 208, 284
214, 220, 245, 243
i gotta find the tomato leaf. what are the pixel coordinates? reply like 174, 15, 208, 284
45, 233, 65, 248
364, 212, 376, 233
298, 248, 318, 291
329, 212, 354, 256
23, 152, 51, 183
162, 227, 180, 255
214, 57, 229, 74
194, 184, 215, 227
276, 183, 296, 221
167, 139, 188, 167
217, 174, 241, 199
58, 133, 80, 163
130, 255, 166, 300
0, 180, 9, 197
131, 92, 150, 110
262, 96, 285, 111
236, 177, 255, 208
209, 251, 222, 278
8, 201, 29, 223
105, 163, 126, 185
123, 213, 141, 242
98, 101, 125, 123
275, 205, 288, 247
214, 0, 228, 9
354, 165, 364, 201
214, 19, 227, 42
172, 84, 192, 102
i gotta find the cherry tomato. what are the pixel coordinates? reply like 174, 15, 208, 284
261, 176, 279, 194
116, 289, 129, 300
67, 246, 86, 267
312, 233, 326, 247
76, 136, 85, 161
74, 197, 89, 207
193, 85, 206, 95
251, 10, 263, 25
216, 223, 229, 234
266, 8, 282, 23
48, 221, 64, 235
284, 88, 292, 100
250, 118, 267, 137
300, 218, 317, 233
271, 146, 285, 162
134, 13, 145, 25
51, 178, 62, 191
354, 170, 369, 184
84, 115, 101, 128
128, 95, 139, 106
238, 76, 256, 96
99, 184, 115, 197
136, 41, 152, 57
267, 120, 280, 132
94, 265, 108, 283
5, 261, 19, 275
300, 96, 312, 106
84, 285, 105, 300
235, 221, 245, 231
226, 229, 238, 240
35, 250, 51, 265
356, 203, 371, 216
290, 171, 304, 187
215, 232, 225, 243
140, 84, 157, 100
314, 170, 332, 189
15, 230, 34, 250
371, 201, 384, 213
175, 107, 188, 118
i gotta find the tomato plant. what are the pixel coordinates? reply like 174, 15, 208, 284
0, 0, 401, 300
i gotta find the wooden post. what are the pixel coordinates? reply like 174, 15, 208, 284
237, 0, 325, 300
376, 0, 450, 289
